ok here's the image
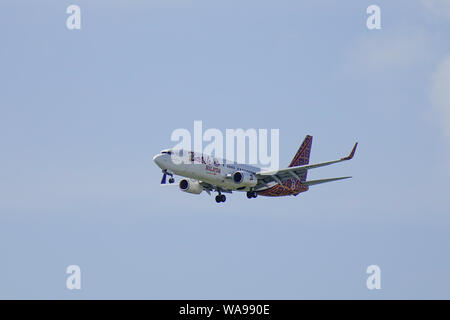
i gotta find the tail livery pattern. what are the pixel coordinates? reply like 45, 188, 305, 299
256, 136, 313, 197
289, 135, 312, 167
289, 135, 312, 181
256, 180, 308, 197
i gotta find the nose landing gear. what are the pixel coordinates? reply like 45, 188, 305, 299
161, 170, 175, 184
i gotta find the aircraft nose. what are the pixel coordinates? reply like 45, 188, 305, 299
153, 154, 163, 167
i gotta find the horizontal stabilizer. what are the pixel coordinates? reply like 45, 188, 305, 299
303, 176, 352, 186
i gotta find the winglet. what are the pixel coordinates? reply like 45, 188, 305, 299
341, 142, 358, 161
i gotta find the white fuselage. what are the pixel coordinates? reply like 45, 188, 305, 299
153, 149, 273, 192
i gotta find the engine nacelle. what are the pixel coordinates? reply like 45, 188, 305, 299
232, 171, 257, 188
179, 179, 203, 194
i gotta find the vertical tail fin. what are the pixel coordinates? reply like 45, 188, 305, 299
289, 135, 312, 167
289, 135, 312, 181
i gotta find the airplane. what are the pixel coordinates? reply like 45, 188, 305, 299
153, 135, 357, 203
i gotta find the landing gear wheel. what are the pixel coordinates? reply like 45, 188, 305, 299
168, 177, 175, 184
215, 194, 226, 203
247, 191, 257, 199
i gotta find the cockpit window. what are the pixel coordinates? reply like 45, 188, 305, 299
161, 151, 172, 155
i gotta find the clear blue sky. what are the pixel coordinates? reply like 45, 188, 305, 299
1, 0, 450, 299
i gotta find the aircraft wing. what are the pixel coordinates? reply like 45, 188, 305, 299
199, 181, 233, 194
255, 142, 357, 185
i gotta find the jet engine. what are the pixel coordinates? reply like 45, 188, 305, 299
179, 179, 203, 194
232, 171, 257, 188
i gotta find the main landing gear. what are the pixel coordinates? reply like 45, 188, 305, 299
246, 191, 257, 199
215, 192, 226, 203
